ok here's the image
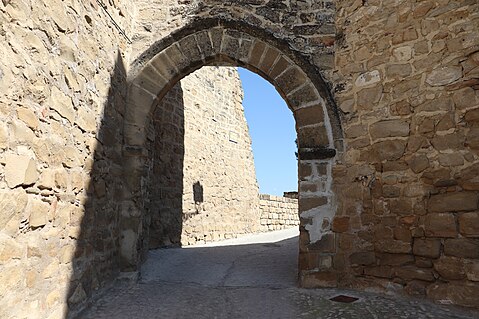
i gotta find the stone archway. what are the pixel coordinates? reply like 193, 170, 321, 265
120, 19, 343, 286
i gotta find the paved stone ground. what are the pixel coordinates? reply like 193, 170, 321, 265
79, 229, 478, 319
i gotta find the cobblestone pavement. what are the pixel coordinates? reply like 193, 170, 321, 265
79, 229, 479, 319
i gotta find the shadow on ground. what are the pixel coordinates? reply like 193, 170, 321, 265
78, 231, 478, 319
141, 236, 299, 288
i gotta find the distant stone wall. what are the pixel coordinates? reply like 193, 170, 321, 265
259, 194, 299, 232
147, 66, 261, 248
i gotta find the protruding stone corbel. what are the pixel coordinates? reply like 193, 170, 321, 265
299, 147, 336, 160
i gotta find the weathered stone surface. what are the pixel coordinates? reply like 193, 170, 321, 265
396, 267, 435, 282
0, 233, 23, 263
378, 253, 414, 266
308, 233, 336, 253
444, 239, 479, 258
294, 106, 324, 127
407, 155, 429, 173
413, 238, 441, 258
428, 192, 478, 213
17, 107, 39, 130
465, 108, 479, 126
426, 66, 463, 86
466, 128, 479, 150
431, 134, 463, 151
416, 98, 453, 113
392, 46, 412, 61
467, 262, 479, 282
38, 169, 56, 190
297, 125, 329, 147
458, 212, 479, 237
438, 153, 464, 167
375, 239, 411, 254
332, 217, 349, 233
300, 197, 328, 212
28, 198, 50, 228
357, 85, 382, 109
76, 107, 97, 132
0, 188, 28, 233
49, 86, 75, 123
453, 87, 477, 109
0, 122, 7, 149
364, 266, 393, 278
349, 251, 376, 265
355, 70, 381, 87
424, 213, 457, 238
434, 257, 466, 280
4, 155, 38, 188
386, 64, 412, 78
372, 140, 406, 161
369, 120, 409, 139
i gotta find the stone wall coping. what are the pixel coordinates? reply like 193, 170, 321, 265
259, 194, 298, 203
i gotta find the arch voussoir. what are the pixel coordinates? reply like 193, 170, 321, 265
178, 34, 202, 62
195, 30, 214, 59
274, 66, 308, 97
246, 40, 267, 70
208, 27, 224, 56
221, 32, 241, 61
163, 44, 191, 76
287, 82, 322, 110
257, 46, 280, 76
131, 64, 167, 97
150, 51, 178, 81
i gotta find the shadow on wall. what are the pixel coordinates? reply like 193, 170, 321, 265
64, 52, 128, 317
147, 82, 185, 249
65, 52, 188, 318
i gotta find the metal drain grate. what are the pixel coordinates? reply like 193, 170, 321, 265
329, 295, 359, 303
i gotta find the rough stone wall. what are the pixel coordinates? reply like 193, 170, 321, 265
0, 1, 133, 318
323, 0, 479, 307
147, 66, 261, 248
259, 194, 299, 232
2, 0, 479, 316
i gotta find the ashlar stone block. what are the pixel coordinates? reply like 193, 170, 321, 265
275, 66, 308, 95
444, 239, 479, 259
459, 212, 479, 237
5, 154, 38, 188
428, 192, 478, 213
248, 40, 267, 68
369, 120, 410, 139
294, 106, 324, 127
413, 238, 441, 258
424, 213, 457, 238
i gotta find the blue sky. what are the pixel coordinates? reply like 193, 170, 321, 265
238, 68, 297, 196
